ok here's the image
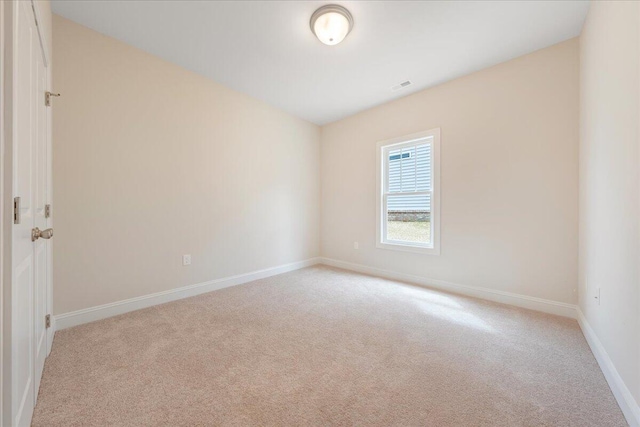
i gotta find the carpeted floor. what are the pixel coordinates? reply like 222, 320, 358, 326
33, 266, 627, 426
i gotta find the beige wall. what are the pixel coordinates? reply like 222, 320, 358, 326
52, 15, 320, 315
579, 0, 640, 407
321, 39, 579, 305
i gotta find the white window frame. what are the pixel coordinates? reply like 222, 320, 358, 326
376, 128, 440, 255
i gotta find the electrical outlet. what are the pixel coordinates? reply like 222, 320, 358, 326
182, 254, 191, 266
353, 242, 359, 250
594, 287, 600, 305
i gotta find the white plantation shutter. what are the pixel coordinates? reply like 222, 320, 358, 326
386, 143, 432, 212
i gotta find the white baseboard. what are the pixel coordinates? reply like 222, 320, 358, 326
577, 308, 640, 427
56, 255, 576, 328
320, 257, 577, 318
55, 257, 321, 330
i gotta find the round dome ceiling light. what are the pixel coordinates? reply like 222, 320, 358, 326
310, 4, 354, 46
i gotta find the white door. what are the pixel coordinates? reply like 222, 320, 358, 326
12, 1, 51, 425
33, 4, 50, 394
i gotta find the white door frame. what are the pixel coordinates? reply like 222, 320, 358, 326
1, 2, 13, 424
1, 1, 53, 425
1, 0, 6, 423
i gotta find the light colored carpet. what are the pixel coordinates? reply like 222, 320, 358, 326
33, 266, 627, 426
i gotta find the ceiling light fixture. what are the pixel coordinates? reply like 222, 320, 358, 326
310, 4, 354, 46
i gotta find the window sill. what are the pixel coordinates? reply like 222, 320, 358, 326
376, 241, 440, 255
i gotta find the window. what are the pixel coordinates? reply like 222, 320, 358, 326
376, 129, 440, 254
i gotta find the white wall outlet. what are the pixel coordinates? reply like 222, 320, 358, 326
353, 242, 359, 250
594, 287, 600, 305
182, 254, 192, 266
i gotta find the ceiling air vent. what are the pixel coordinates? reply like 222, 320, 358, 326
391, 80, 412, 91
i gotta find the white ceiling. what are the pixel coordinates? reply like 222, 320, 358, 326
51, 1, 589, 125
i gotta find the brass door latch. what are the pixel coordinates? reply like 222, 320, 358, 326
45, 91, 60, 107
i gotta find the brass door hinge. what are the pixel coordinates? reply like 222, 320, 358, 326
45, 91, 60, 107
45, 204, 51, 218
14, 197, 20, 224
45, 314, 51, 329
